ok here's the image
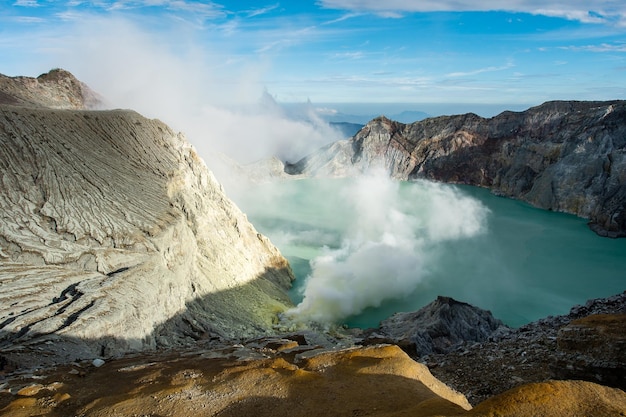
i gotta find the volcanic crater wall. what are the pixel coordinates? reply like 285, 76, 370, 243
288, 101, 626, 236
0, 104, 294, 362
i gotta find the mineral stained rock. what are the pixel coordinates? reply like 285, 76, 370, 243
287, 101, 626, 236
423, 291, 626, 405
2, 343, 625, 417
0, 74, 294, 366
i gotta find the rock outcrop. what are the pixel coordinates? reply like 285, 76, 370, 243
286, 101, 626, 236
423, 291, 626, 405
363, 296, 508, 356
0, 74, 294, 367
554, 313, 626, 389
0, 69, 103, 109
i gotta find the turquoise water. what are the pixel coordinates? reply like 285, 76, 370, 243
235, 178, 626, 328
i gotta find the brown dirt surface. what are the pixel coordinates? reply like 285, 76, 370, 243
0, 344, 470, 417
1, 342, 625, 417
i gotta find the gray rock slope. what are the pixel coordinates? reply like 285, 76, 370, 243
0, 68, 103, 109
363, 296, 508, 356
287, 101, 626, 236
0, 96, 294, 364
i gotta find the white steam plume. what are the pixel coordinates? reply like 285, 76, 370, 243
285, 169, 489, 324
53, 17, 341, 169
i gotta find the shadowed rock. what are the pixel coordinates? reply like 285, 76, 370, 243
364, 296, 508, 356
554, 313, 626, 389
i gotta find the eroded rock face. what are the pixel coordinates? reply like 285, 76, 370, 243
0, 104, 294, 366
288, 101, 626, 236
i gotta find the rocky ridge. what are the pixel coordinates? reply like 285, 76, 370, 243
0, 69, 103, 110
286, 101, 626, 236
0, 72, 294, 368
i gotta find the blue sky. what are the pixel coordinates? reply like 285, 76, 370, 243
2, 0, 626, 120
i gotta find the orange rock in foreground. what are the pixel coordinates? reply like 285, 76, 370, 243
1, 344, 625, 417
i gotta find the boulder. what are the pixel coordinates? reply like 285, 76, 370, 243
364, 296, 508, 356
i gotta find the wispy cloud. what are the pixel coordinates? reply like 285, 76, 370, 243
13, 16, 45, 23
332, 51, 365, 59
447, 63, 515, 78
59, 0, 227, 19
318, 0, 626, 25
321, 12, 361, 25
13, 0, 40, 6
244, 3, 279, 18
560, 42, 626, 52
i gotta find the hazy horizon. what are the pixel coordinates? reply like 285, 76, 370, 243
284, 101, 534, 119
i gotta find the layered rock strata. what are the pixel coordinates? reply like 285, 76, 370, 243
554, 313, 626, 389
286, 101, 626, 236
0, 103, 294, 366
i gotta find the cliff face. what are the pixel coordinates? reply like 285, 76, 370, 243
0, 76, 294, 364
288, 101, 626, 236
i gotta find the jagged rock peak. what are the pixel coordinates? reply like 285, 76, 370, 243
364, 295, 508, 356
0, 68, 103, 109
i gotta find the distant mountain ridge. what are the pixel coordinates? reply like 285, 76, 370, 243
286, 100, 626, 237
321, 109, 430, 125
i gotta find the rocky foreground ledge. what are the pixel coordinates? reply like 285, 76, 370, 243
1, 318, 625, 417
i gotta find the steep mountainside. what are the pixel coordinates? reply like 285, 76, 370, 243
287, 101, 626, 236
0, 85, 294, 366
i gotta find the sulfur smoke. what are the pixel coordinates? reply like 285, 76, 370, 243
285, 169, 490, 324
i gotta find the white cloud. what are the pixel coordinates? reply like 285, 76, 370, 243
447, 63, 515, 78
244, 3, 279, 18
318, 0, 626, 25
332, 51, 365, 59
13, 16, 45, 23
560, 42, 626, 52
13, 0, 40, 6
59, 0, 226, 19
